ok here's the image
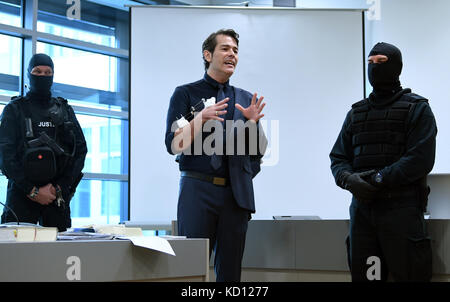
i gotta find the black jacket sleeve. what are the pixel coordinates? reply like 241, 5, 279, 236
379, 101, 437, 187
250, 122, 267, 178
0, 102, 34, 194
230, 89, 267, 177
165, 86, 190, 155
329, 110, 354, 188
54, 104, 87, 199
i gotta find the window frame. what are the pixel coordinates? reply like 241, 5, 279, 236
0, 0, 130, 224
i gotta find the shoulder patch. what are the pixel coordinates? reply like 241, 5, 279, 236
55, 96, 68, 104
401, 92, 428, 104
351, 99, 367, 109
10, 95, 24, 102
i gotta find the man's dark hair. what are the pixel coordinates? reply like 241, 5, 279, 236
202, 29, 239, 71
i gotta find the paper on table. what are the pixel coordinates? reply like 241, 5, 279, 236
123, 236, 176, 256
159, 235, 187, 239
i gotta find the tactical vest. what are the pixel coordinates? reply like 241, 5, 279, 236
350, 89, 428, 172
15, 95, 76, 186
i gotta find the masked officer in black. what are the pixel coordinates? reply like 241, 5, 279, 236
0, 53, 87, 232
330, 42, 437, 281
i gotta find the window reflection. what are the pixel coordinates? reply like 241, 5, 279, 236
0, 34, 21, 96
36, 42, 117, 92
0, 0, 21, 27
70, 179, 127, 226
76, 114, 126, 175
35, 42, 128, 110
37, 0, 128, 49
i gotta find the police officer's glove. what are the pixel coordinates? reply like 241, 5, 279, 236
341, 170, 380, 202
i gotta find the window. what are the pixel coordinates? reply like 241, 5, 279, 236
0, 105, 7, 213
0, 0, 130, 225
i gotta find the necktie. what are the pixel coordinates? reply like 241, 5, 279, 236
210, 84, 225, 170
217, 84, 226, 124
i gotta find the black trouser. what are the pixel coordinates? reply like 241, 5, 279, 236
1, 181, 71, 232
347, 197, 432, 282
177, 176, 249, 282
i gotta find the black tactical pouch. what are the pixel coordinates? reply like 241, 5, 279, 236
23, 146, 57, 186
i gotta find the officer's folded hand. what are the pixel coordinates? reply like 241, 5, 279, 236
344, 170, 380, 202
28, 183, 56, 205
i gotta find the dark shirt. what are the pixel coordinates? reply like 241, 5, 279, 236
165, 73, 236, 177
329, 91, 437, 189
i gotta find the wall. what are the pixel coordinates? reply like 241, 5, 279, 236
364, 0, 450, 217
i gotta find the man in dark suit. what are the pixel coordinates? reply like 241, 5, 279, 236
165, 29, 267, 282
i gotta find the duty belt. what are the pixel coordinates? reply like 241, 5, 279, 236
181, 171, 227, 186
377, 186, 418, 199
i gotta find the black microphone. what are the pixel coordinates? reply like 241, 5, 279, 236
0, 201, 20, 225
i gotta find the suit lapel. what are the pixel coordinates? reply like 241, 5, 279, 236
226, 87, 248, 156
232, 87, 245, 122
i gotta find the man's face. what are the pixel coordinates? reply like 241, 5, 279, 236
31, 65, 53, 76
204, 34, 239, 80
368, 54, 388, 64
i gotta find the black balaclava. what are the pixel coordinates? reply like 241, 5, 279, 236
368, 42, 403, 100
27, 53, 54, 101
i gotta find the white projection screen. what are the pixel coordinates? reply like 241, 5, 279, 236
130, 6, 365, 223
